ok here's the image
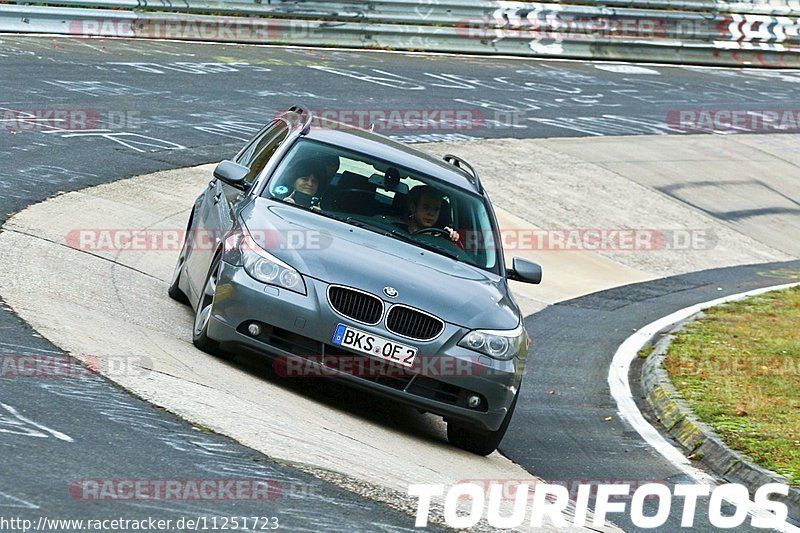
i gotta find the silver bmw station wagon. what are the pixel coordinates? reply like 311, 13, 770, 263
169, 107, 542, 455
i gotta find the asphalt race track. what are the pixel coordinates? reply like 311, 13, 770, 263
1, 34, 799, 531
508, 260, 800, 532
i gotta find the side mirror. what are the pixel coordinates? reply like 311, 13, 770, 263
213, 160, 249, 190
507, 257, 542, 284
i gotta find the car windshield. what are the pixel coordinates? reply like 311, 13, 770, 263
263, 138, 501, 273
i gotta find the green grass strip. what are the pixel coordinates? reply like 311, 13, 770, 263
665, 286, 800, 485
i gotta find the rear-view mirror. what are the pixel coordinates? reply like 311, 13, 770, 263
213, 160, 249, 189
507, 257, 542, 284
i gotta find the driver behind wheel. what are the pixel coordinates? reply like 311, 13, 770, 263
404, 185, 460, 243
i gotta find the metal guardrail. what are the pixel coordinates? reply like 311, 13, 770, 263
1, 0, 799, 67
8, 0, 800, 17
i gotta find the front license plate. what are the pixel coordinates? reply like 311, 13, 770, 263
332, 324, 417, 368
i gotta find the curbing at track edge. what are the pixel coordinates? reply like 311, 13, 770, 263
640, 317, 800, 524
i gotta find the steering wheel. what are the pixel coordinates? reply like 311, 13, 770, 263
412, 227, 451, 238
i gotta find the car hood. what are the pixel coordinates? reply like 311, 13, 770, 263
241, 199, 520, 330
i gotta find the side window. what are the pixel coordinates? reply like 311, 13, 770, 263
243, 123, 289, 185
235, 122, 276, 167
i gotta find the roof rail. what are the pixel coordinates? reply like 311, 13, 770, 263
285, 105, 314, 134
443, 154, 482, 192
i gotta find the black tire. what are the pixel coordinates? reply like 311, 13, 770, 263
167, 267, 189, 304
192, 254, 222, 354
447, 392, 518, 456
168, 215, 193, 304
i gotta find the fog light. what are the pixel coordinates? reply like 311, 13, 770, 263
247, 323, 262, 336
467, 395, 482, 409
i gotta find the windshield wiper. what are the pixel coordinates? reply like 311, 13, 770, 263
275, 199, 351, 225
343, 218, 462, 262
408, 239, 462, 262
343, 217, 397, 236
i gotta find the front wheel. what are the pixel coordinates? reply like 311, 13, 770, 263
168, 213, 194, 304
192, 254, 222, 353
447, 392, 518, 456
168, 232, 191, 304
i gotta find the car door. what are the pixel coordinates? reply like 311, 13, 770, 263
186, 120, 290, 302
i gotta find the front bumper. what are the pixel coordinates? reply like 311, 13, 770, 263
207, 261, 525, 432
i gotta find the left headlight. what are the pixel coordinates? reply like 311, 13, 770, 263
458, 324, 528, 361
224, 229, 306, 295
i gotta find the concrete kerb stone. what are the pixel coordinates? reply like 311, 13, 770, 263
640, 316, 800, 523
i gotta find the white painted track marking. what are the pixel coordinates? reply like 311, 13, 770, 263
0, 402, 74, 442
609, 281, 800, 532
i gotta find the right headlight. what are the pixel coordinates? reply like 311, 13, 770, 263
458, 323, 528, 361
224, 228, 306, 295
